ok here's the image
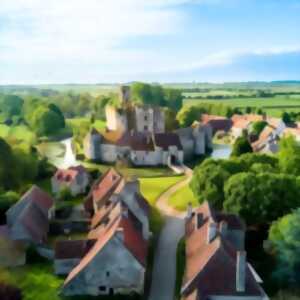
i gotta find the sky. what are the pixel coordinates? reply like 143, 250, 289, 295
0, 0, 300, 84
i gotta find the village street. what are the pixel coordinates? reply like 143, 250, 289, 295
148, 145, 231, 300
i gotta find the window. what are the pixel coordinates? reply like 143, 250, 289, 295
106, 271, 110, 277
144, 125, 148, 131
144, 115, 147, 121
99, 286, 106, 292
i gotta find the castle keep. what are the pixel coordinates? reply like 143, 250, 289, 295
84, 86, 212, 166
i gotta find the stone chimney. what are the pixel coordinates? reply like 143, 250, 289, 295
196, 213, 203, 229
236, 251, 246, 293
220, 220, 228, 237
207, 221, 217, 244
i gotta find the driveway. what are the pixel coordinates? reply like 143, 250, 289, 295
148, 216, 185, 300
148, 166, 192, 300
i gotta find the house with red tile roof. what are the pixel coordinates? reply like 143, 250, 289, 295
182, 202, 268, 300
62, 203, 148, 296
201, 114, 233, 135
5, 186, 54, 245
84, 168, 122, 215
51, 165, 90, 197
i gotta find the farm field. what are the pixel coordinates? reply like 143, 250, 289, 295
183, 96, 300, 117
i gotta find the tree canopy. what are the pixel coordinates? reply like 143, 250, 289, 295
231, 135, 253, 157
268, 208, 300, 286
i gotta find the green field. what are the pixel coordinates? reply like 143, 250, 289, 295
168, 184, 198, 211
139, 176, 184, 205
184, 96, 300, 117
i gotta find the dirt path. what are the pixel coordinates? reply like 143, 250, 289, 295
148, 166, 192, 300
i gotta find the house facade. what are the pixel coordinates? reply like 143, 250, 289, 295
62, 206, 147, 296
182, 202, 268, 300
51, 165, 90, 197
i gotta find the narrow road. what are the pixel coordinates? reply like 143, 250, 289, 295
148, 166, 192, 300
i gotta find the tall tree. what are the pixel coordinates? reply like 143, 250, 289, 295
268, 208, 300, 286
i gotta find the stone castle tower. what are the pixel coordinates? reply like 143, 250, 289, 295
105, 85, 165, 134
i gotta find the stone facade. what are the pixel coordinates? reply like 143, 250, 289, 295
84, 86, 211, 166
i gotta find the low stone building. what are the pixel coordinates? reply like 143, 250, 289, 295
181, 201, 268, 300
6, 186, 54, 245
62, 205, 148, 296
51, 165, 90, 197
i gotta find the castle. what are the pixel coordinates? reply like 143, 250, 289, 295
84, 86, 212, 166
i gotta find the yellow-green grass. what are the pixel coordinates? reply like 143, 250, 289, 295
168, 184, 198, 211
139, 176, 184, 206
0, 124, 36, 144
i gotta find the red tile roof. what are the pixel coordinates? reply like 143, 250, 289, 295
21, 185, 54, 213
18, 201, 49, 243
54, 165, 87, 184
117, 131, 155, 151
154, 133, 183, 150
84, 168, 122, 213
182, 202, 262, 300
64, 210, 147, 287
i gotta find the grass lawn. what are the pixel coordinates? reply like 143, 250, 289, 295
83, 161, 175, 179
168, 184, 198, 211
139, 176, 184, 206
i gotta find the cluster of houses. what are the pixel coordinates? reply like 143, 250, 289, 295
181, 201, 269, 300
84, 86, 212, 166
202, 113, 300, 153
0, 166, 150, 297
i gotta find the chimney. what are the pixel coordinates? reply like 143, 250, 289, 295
186, 202, 193, 219
236, 251, 247, 293
196, 213, 203, 229
220, 221, 228, 237
207, 221, 217, 243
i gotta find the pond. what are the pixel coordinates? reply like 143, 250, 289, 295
211, 143, 232, 159
38, 138, 80, 169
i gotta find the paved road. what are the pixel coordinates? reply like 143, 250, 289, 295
148, 216, 185, 300
148, 167, 192, 300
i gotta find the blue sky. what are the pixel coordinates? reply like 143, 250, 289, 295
0, 0, 300, 84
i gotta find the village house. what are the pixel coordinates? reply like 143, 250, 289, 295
84, 168, 123, 215
181, 201, 268, 300
62, 203, 148, 296
5, 186, 54, 245
51, 165, 90, 197
201, 114, 233, 135
85, 168, 150, 240
84, 86, 211, 166
231, 114, 265, 138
